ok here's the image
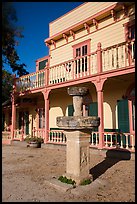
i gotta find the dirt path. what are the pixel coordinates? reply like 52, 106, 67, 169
2, 142, 135, 202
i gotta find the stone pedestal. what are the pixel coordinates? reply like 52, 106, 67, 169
56, 87, 100, 186
64, 130, 92, 185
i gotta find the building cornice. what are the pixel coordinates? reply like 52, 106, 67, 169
44, 2, 133, 46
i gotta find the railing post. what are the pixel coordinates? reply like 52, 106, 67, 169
45, 64, 49, 86
97, 42, 102, 73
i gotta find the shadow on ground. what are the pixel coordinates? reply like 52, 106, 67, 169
90, 148, 131, 181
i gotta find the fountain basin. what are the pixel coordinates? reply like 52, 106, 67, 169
67, 87, 88, 96
56, 116, 100, 130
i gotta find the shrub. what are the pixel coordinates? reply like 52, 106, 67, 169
24, 135, 44, 144
58, 176, 76, 185
80, 179, 92, 185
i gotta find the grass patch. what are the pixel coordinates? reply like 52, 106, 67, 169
58, 176, 76, 186
80, 179, 92, 185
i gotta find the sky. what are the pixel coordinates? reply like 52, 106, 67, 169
11, 2, 84, 75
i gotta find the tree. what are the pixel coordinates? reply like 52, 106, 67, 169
2, 2, 29, 77
2, 70, 14, 104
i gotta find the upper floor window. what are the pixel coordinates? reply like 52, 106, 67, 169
72, 39, 90, 74
124, 20, 135, 41
36, 56, 49, 72
39, 59, 48, 71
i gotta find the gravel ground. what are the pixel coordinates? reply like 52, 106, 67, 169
2, 142, 135, 202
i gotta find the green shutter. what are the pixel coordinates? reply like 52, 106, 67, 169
89, 102, 98, 116
89, 102, 98, 131
68, 105, 74, 116
117, 99, 129, 132
39, 59, 48, 70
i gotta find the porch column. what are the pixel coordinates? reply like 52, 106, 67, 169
42, 89, 51, 143
11, 90, 16, 141
92, 76, 107, 149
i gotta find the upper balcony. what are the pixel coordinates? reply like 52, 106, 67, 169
15, 40, 135, 93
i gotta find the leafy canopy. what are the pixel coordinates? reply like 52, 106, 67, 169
2, 2, 29, 77
2, 70, 14, 103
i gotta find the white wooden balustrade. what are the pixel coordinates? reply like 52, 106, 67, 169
15, 41, 135, 91
16, 69, 46, 92
48, 130, 66, 143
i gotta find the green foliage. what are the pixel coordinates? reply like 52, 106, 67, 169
2, 2, 29, 77
58, 176, 76, 185
2, 69, 14, 103
24, 136, 44, 144
80, 179, 92, 185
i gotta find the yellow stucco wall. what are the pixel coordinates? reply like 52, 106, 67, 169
103, 79, 133, 129
48, 79, 133, 130
49, 91, 72, 128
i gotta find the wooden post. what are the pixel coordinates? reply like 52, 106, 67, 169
92, 75, 107, 149
42, 89, 51, 143
11, 75, 16, 140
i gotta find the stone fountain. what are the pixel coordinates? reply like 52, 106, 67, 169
56, 87, 100, 185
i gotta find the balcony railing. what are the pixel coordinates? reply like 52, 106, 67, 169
16, 69, 46, 92
15, 40, 135, 92
47, 130, 135, 152
10, 128, 135, 151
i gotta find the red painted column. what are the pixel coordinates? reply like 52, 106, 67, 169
97, 89, 104, 149
11, 93, 16, 140
42, 89, 51, 143
92, 73, 107, 149
11, 76, 16, 140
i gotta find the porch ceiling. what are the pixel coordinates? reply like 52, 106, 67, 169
109, 72, 135, 83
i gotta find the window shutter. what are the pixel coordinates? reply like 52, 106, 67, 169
68, 105, 74, 116
117, 99, 129, 132
89, 102, 98, 116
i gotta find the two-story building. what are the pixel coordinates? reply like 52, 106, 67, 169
2, 2, 135, 151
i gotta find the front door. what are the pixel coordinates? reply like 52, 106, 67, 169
19, 111, 29, 135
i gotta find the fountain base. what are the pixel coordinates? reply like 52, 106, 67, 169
64, 130, 93, 185
56, 86, 100, 186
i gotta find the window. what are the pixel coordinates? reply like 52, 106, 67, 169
72, 39, 90, 74
124, 20, 135, 41
39, 109, 45, 128
124, 20, 135, 62
129, 24, 135, 40
39, 59, 48, 70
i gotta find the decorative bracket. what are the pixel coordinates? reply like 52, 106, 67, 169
84, 23, 90, 34
111, 9, 116, 21
63, 33, 68, 43
121, 3, 128, 17
51, 40, 56, 49
45, 42, 50, 48
70, 30, 75, 40
93, 18, 98, 30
